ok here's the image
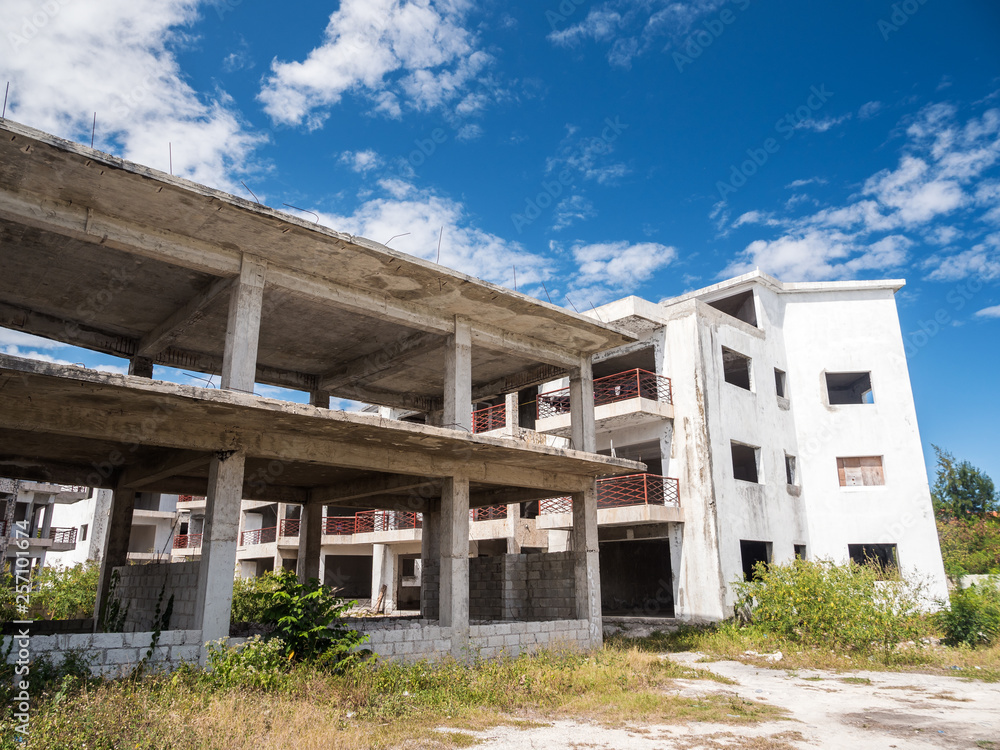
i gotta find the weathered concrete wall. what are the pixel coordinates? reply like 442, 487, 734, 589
2, 630, 205, 677
112, 561, 200, 631
469, 551, 576, 621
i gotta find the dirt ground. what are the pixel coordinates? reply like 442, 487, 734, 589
441, 652, 1000, 749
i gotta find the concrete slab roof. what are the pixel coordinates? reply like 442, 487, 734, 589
0, 120, 636, 409
0, 354, 645, 509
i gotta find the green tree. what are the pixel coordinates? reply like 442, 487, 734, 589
931, 445, 998, 518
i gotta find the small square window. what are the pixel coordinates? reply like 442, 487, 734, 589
774, 368, 787, 398
731, 442, 761, 483
401, 557, 416, 577
826, 372, 874, 404
848, 543, 898, 577
837, 456, 884, 487
794, 544, 807, 560
80, 524, 88, 541
723, 348, 753, 391
785, 455, 797, 486
740, 539, 772, 580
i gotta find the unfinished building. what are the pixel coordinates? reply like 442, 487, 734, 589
0, 120, 643, 665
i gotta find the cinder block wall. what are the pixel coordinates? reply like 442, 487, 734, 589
420, 559, 440, 619
469, 551, 576, 622
112, 561, 200, 631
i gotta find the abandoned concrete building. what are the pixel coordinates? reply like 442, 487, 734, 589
0, 120, 948, 670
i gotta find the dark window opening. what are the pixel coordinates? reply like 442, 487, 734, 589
794, 544, 807, 560
593, 346, 657, 379
599, 539, 673, 616
518, 387, 537, 430
848, 543, 898, 577
775, 368, 787, 398
723, 348, 753, 390
400, 557, 417, 577
281, 557, 297, 572
826, 372, 874, 404
837, 456, 885, 486
80, 524, 88, 541
731, 442, 760, 483
740, 540, 772, 580
785, 455, 797, 485
324, 555, 373, 598
708, 290, 758, 327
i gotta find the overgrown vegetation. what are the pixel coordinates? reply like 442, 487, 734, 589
931, 447, 1000, 577
937, 515, 1000, 577
732, 559, 926, 660
0, 562, 99, 623
931, 445, 998, 519
937, 580, 1000, 648
230, 570, 285, 624
0, 645, 773, 750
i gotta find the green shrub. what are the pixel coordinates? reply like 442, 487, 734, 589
32, 562, 99, 620
230, 570, 286, 623
937, 516, 1000, 577
734, 559, 926, 659
937, 581, 1000, 647
199, 636, 293, 691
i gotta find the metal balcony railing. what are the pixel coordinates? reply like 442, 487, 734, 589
471, 505, 507, 522
279, 519, 301, 537
472, 403, 506, 434
321, 510, 423, 535
539, 473, 681, 515
178, 494, 205, 503
537, 368, 673, 420
240, 526, 277, 546
173, 533, 203, 549
50, 527, 78, 545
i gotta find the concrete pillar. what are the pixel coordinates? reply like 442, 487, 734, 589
39, 500, 54, 539
571, 482, 602, 648
439, 477, 470, 658
94, 484, 135, 630
310, 391, 330, 409
420, 502, 441, 619
371, 544, 396, 613
504, 393, 519, 431
668, 524, 684, 619
297, 502, 322, 583
194, 450, 246, 653
442, 318, 472, 432
505, 503, 520, 553
570, 357, 596, 453
128, 357, 154, 378
221, 255, 267, 393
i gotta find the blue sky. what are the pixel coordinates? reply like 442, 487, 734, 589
1, 0, 999, 482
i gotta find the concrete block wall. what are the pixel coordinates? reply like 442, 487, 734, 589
343, 617, 452, 661
420, 558, 440, 620
2, 630, 205, 678
112, 561, 200, 631
468, 551, 576, 622
469, 619, 591, 660
469, 556, 503, 620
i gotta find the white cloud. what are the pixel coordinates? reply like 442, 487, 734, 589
786, 177, 827, 189
975, 304, 1000, 318
553, 195, 596, 231
259, 0, 493, 127
339, 149, 382, 174
0, 329, 62, 350
794, 113, 852, 133
722, 102, 1000, 281
546, 123, 630, 184
565, 240, 677, 304
858, 101, 884, 120
0, 344, 127, 375
2, 0, 262, 191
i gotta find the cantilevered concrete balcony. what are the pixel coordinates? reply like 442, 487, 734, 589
0, 522, 78, 552
534, 369, 674, 437
172, 533, 202, 555
536, 473, 682, 529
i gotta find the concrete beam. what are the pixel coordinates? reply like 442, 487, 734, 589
136, 276, 233, 358
439, 476, 470, 659
318, 331, 443, 391
471, 363, 566, 402
119, 451, 214, 490
571, 482, 602, 649
194, 450, 246, 652
570, 357, 596, 453
443, 318, 472, 432
221, 255, 267, 393
471, 322, 581, 368
128, 357, 154, 378
469, 486, 562, 507
310, 475, 438, 504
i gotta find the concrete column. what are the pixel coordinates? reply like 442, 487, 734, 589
571, 482, 602, 649
371, 544, 396, 613
310, 391, 330, 409
128, 357, 154, 378
668, 524, 684, 619
570, 357, 596, 453
296, 502, 322, 583
194, 451, 246, 653
504, 393, 519, 431
94, 483, 135, 630
39, 500, 54, 540
420, 501, 441, 619
442, 318, 472, 432
221, 255, 267, 393
505, 503, 520, 553
439, 477, 470, 658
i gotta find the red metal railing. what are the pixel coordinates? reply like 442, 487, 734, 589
323, 516, 357, 535
173, 533, 203, 549
50, 527, 78, 545
539, 473, 680, 515
321, 510, 423, 535
537, 368, 672, 419
240, 526, 277, 546
178, 494, 204, 503
471, 505, 508, 521
472, 403, 507, 434
279, 519, 301, 537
